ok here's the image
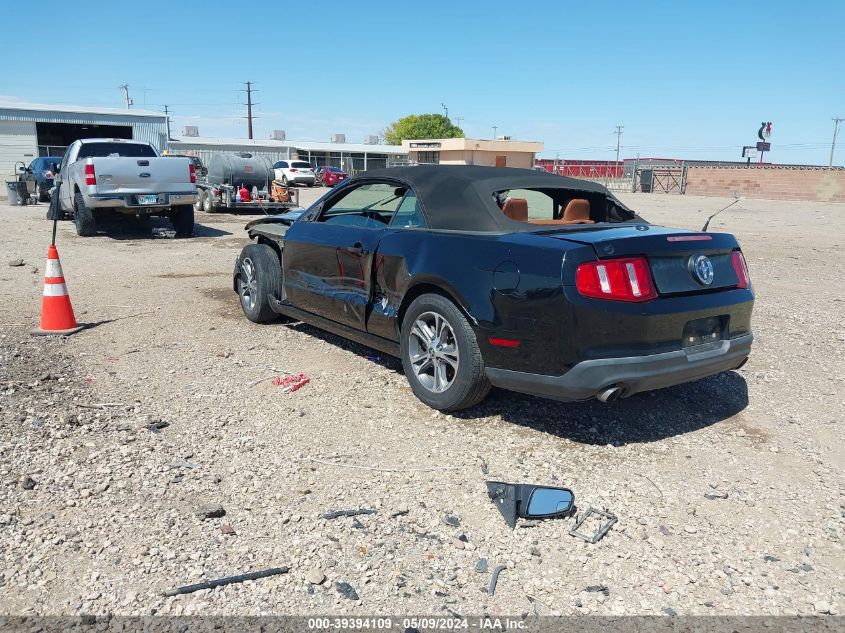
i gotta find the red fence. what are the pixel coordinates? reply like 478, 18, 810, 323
534, 159, 624, 179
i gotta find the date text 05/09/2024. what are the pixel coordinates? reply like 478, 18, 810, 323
307, 617, 527, 630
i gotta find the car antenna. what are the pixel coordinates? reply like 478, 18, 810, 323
701, 196, 742, 232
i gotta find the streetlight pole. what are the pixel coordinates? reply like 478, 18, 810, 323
492, 125, 498, 140
830, 118, 843, 168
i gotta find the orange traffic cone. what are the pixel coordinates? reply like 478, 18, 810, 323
31, 245, 84, 336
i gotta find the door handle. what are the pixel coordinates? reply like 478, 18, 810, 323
345, 242, 368, 256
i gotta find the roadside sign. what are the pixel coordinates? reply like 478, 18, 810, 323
742, 146, 758, 159
756, 142, 771, 152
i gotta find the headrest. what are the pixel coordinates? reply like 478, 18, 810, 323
502, 197, 528, 222
562, 198, 594, 224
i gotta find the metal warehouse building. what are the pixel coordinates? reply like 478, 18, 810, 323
0, 100, 168, 178
166, 137, 407, 174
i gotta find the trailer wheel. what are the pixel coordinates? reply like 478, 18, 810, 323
195, 189, 205, 213
203, 190, 216, 213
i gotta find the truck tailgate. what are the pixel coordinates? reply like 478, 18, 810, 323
92, 157, 194, 195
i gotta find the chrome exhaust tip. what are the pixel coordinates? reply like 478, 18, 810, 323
596, 386, 622, 403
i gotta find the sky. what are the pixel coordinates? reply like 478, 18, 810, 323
1, 0, 843, 164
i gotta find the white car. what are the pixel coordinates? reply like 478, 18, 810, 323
272, 160, 316, 187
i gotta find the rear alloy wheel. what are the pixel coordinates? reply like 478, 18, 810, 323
170, 204, 195, 237
400, 293, 490, 411
236, 243, 282, 323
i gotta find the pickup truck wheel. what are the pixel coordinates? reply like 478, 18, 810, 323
73, 193, 97, 236
400, 293, 491, 412
170, 204, 195, 237
194, 189, 205, 213
236, 244, 281, 323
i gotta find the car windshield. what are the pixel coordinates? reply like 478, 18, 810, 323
77, 143, 157, 159
291, 162, 312, 169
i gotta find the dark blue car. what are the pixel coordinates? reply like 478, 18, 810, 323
20, 156, 62, 202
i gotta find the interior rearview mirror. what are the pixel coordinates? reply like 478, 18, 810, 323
486, 481, 575, 528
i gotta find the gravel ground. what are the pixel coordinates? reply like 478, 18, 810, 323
0, 189, 842, 618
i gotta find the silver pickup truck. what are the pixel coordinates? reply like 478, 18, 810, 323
54, 138, 197, 237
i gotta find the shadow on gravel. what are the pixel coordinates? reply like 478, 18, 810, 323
460, 370, 749, 445
283, 320, 748, 445
52, 216, 231, 240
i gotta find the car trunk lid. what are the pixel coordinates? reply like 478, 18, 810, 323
548, 224, 742, 294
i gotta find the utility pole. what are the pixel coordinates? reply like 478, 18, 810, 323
441, 102, 448, 120
454, 115, 464, 129
830, 117, 843, 167
244, 81, 256, 139
613, 125, 623, 164
492, 125, 498, 140
119, 84, 132, 109
163, 105, 172, 141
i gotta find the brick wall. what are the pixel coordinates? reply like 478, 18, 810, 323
684, 166, 845, 202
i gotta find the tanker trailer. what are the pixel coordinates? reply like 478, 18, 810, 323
196, 152, 300, 213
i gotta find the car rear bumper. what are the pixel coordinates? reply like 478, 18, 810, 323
86, 192, 196, 210
485, 333, 752, 402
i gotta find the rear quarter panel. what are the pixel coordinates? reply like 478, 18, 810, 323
368, 230, 584, 374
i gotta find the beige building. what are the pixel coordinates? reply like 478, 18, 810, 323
402, 137, 543, 169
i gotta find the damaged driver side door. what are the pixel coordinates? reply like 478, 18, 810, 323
283, 181, 406, 331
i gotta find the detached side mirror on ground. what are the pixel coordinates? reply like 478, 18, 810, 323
486, 480, 575, 529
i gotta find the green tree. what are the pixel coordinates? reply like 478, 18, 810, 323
383, 114, 464, 145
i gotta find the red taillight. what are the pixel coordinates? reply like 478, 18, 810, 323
189, 163, 196, 183
576, 257, 657, 302
84, 163, 96, 186
731, 250, 750, 289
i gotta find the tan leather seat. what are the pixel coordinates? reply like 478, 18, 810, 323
562, 198, 594, 224
502, 197, 528, 222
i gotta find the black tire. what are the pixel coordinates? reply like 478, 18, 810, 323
194, 189, 205, 213
236, 244, 282, 323
400, 293, 490, 411
170, 204, 195, 237
73, 192, 97, 236
36, 182, 49, 203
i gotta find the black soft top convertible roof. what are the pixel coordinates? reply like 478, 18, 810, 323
355, 165, 631, 232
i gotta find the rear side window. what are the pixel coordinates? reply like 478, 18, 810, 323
390, 190, 427, 228
291, 161, 312, 169
77, 143, 156, 159
273, 161, 288, 168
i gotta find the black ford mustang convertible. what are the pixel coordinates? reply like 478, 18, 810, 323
234, 165, 753, 411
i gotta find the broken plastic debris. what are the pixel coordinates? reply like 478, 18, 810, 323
272, 373, 311, 393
